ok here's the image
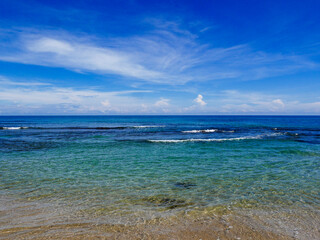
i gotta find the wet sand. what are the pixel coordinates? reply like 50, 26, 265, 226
0, 218, 291, 240
1, 195, 319, 240
1, 209, 319, 240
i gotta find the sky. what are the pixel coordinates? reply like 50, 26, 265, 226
0, 0, 319, 115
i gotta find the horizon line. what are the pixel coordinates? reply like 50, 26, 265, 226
1, 114, 320, 117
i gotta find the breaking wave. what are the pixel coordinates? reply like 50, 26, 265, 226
182, 129, 234, 133
148, 136, 262, 143
1, 127, 28, 130
182, 129, 218, 133
148, 133, 281, 143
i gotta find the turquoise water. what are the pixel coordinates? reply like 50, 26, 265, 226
0, 116, 319, 223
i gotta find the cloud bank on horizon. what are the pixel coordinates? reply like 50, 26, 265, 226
0, 0, 319, 114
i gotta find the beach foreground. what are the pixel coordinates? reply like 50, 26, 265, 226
1, 204, 319, 239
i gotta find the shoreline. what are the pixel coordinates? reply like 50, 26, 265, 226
0, 216, 294, 240
1, 204, 319, 239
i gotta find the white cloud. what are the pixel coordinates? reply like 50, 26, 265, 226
101, 100, 110, 107
194, 94, 206, 106
216, 90, 286, 113
292, 101, 320, 113
155, 98, 170, 107
271, 99, 285, 110
272, 99, 284, 106
0, 81, 155, 114
206, 90, 320, 114
0, 79, 320, 114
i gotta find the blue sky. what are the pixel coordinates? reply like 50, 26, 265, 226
0, 0, 319, 115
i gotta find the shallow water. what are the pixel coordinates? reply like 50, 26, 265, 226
0, 116, 319, 238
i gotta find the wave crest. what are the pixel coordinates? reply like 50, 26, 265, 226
182, 129, 234, 133
148, 136, 262, 143
1, 127, 28, 130
182, 129, 217, 133
148, 133, 281, 143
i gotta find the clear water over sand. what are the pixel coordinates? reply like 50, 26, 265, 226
0, 116, 319, 239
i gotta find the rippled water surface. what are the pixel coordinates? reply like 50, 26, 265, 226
1, 116, 319, 227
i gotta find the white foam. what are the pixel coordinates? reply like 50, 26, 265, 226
182, 129, 218, 133
182, 129, 234, 133
148, 133, 281, 143
148, 135, 263, 143
133, 125, 165, 128
2, 127, 28, 130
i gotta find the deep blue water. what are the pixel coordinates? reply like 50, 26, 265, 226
0, 116, 319, 222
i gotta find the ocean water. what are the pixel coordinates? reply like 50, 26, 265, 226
0, 116, 319, 229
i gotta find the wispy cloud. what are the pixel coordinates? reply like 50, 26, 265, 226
0, 22, 316, 85
1, 35, 162, 80
0, 75, 51, 86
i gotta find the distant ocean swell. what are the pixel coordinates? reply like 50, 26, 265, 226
2, 123, 320, 145
0, 125, 164, 130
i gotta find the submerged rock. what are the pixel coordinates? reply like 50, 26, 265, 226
174, 182, 197, 189
142, 196, 191, 209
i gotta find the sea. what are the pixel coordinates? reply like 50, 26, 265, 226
0, 116, 319, 238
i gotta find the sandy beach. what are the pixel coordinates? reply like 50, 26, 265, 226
1, 197, 319, 240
